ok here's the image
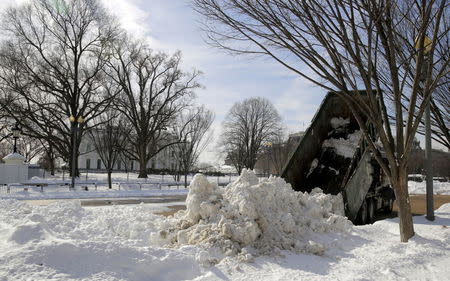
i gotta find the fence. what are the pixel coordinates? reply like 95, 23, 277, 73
0, 180, 192, 194
0, 170, 269, 196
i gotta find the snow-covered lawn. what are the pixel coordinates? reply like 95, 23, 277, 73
40, 172, 239, 186
0, 187, 188, 200
408, 180, 450, 195
0, 172, 243, 200
0, 172, 449, 281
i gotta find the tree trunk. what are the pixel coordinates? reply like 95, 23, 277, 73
138, 158, 148, 178
49, 156, 55, 176
184, 173, 188, 188
393, 166, 415, 242
108, 170, 112, 189
68, 155, 80, 177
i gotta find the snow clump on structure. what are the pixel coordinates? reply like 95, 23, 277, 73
152, 170, 351, 263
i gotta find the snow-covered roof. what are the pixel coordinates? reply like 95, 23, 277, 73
2, 152, 26, 161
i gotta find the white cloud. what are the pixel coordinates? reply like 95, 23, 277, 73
100, 0, 155, 41
275, 76, 326, 134
0, 0, 26, 10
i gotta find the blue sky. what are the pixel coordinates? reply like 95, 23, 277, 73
100, 0, 326, 163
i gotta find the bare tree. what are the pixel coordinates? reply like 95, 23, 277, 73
427, 29, 449, 149
107, 38, 201, 178
0, 117, 13, 146
88, 112, 130, 189
193, 0, 449, 242
37, 139, 58, 175
0, 0, 120, 176
417, 74, 449, 149
398, 29, 449, 150
0, 100, 14, 144
0, 131, 43, 162
223, 141, 246, 175
173, 106, 214, 187
221, 97, 283, 174
17, 136, 44, 163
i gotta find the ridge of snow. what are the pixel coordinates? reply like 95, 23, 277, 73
151, 170, 350, 263
330, 117, 350, 129
322, 130, 362, 158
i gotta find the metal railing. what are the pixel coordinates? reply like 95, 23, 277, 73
0, 180, 211, 195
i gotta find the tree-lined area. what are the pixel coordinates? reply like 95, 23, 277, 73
0, 0, 214, 182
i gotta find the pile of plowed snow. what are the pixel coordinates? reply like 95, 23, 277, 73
151, 170, 351, 262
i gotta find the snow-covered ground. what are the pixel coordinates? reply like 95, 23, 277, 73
0, 178, 189, 200
408, 180, 450, 195
0, 171, 449, 281
37, 172, 239, 186
0, 172, 243, 200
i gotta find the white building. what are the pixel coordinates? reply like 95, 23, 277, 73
77, 136, 178, 172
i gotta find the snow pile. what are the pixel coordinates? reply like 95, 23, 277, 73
330, 117, 350, 129
408, 180, 450, 195
152, 170, 350, 262
0, 200, 203, 281
322, 130, 361, 158
307, 158, 319, 176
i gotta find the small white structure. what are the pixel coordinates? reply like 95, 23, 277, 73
0, 153, 28, 184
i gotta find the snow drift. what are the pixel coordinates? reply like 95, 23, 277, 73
152, 170, 351, 262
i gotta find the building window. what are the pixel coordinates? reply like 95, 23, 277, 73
86, 159, 91, 170
151, 160, 155, 169
97, 159, 101, 170
86, 144, 91, 152
171, 150, 175, 157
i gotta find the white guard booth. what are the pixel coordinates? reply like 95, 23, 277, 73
0, 153, 28, 185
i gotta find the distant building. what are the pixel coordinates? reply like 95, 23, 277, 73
408, 139, 450, 178
254, 131, 305, 176
77, 135, 178, 172
287, 131, 305, 145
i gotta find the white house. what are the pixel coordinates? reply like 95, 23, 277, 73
77, 136, 178, 172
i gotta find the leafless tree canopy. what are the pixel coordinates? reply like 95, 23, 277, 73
221, 97, 283, 174
0, 0, 120, 173
88, 111, 130, 188
107, 38, 201, 178
427, 24, 449, 149
193, 0, 449, 242
418, 68, 449, 149
173, 106, 214, 187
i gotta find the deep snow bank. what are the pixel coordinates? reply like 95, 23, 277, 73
0, 200, 203, 281
152, 170, 351, 262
